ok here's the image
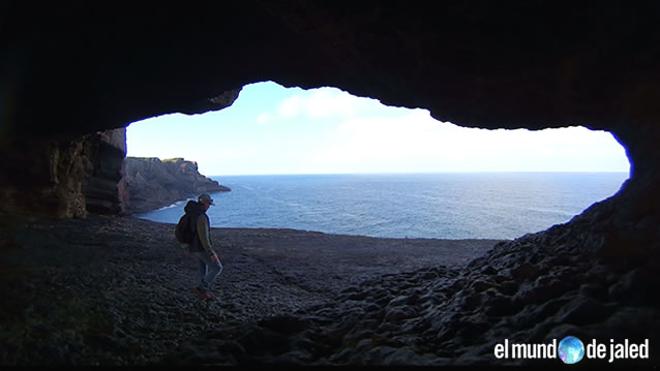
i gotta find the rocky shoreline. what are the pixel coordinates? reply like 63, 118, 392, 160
1, 206, 658, 366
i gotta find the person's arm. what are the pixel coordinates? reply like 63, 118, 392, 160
196, 215, 215, 255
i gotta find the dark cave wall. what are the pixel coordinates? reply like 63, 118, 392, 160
0, 1, 659, 219
83, 128, 127, 215
0, 135, 89, 218
0, 128, 126, 218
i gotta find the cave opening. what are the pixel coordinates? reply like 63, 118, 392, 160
124, 81, 629, 240
2, 2, 660, 365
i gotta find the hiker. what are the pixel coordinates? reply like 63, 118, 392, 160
179, 193, 223, 300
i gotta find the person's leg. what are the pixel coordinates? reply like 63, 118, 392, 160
197, 253, 209, 290
200, 254, 223, 291
207, 259, 223, 290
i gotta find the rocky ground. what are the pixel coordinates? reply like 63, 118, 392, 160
0, 214, 496, 366
1, 204, 659, 367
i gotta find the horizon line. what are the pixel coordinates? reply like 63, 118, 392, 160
207, 170, 630, 177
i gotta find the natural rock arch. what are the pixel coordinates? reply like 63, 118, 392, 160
2, 2, 658, 219
1, 2, 659, 364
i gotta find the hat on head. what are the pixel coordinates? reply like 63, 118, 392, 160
198, 193, 214, 205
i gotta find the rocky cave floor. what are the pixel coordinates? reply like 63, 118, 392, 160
0, 213, 659, 366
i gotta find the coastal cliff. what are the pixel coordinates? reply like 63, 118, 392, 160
121, 157, 230, 214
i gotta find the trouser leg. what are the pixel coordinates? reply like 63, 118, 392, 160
198, 254, 208, 289
204, 259, 223, 290
197, 252, 223, 290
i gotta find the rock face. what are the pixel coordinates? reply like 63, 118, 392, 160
83, 129, 128, 215
122, 157, 230, 214
0, 128, 126, 218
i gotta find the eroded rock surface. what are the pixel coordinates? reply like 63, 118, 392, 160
0, 128, 127, 218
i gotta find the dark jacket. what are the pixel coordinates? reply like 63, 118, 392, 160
184, 201, 212, 253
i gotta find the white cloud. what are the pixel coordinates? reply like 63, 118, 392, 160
305, 89, 363, 118
277, 95, 304, 118
300, 110, 629, 173
273, 87, 381, 121
256, 112, 272, 125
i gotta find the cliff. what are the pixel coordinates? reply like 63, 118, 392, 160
122, 157, 230, 214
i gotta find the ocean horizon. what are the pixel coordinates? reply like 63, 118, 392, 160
135, 172, 628, 240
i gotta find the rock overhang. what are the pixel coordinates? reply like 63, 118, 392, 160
1, 1, 658, 214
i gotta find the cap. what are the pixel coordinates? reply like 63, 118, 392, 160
198, 193, 215, 205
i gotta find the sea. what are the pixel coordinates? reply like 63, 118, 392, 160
134, 172, 628, 240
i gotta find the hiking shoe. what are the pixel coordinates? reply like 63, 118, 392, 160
192, 286, 215, 301
192, 286, 207, 297
202, 290, 216, 300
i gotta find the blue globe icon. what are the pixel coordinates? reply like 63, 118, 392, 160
558, 336, 585, 364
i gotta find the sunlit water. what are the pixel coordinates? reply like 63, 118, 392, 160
135, 172, 628, 240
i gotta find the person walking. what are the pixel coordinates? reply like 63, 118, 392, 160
185, 193, 223, 300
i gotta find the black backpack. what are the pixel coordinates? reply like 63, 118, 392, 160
174, 201, 196, 245
175, 213, 195, 244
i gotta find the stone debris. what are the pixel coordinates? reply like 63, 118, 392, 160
1, 209, 658, 366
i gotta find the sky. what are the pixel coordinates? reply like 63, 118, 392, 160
126, 81, 629, 176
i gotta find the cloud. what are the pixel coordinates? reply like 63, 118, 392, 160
272, 87, 381, 121
300, 110, 629, 173
256, 112, 272, 125
277, 95, 304, 118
